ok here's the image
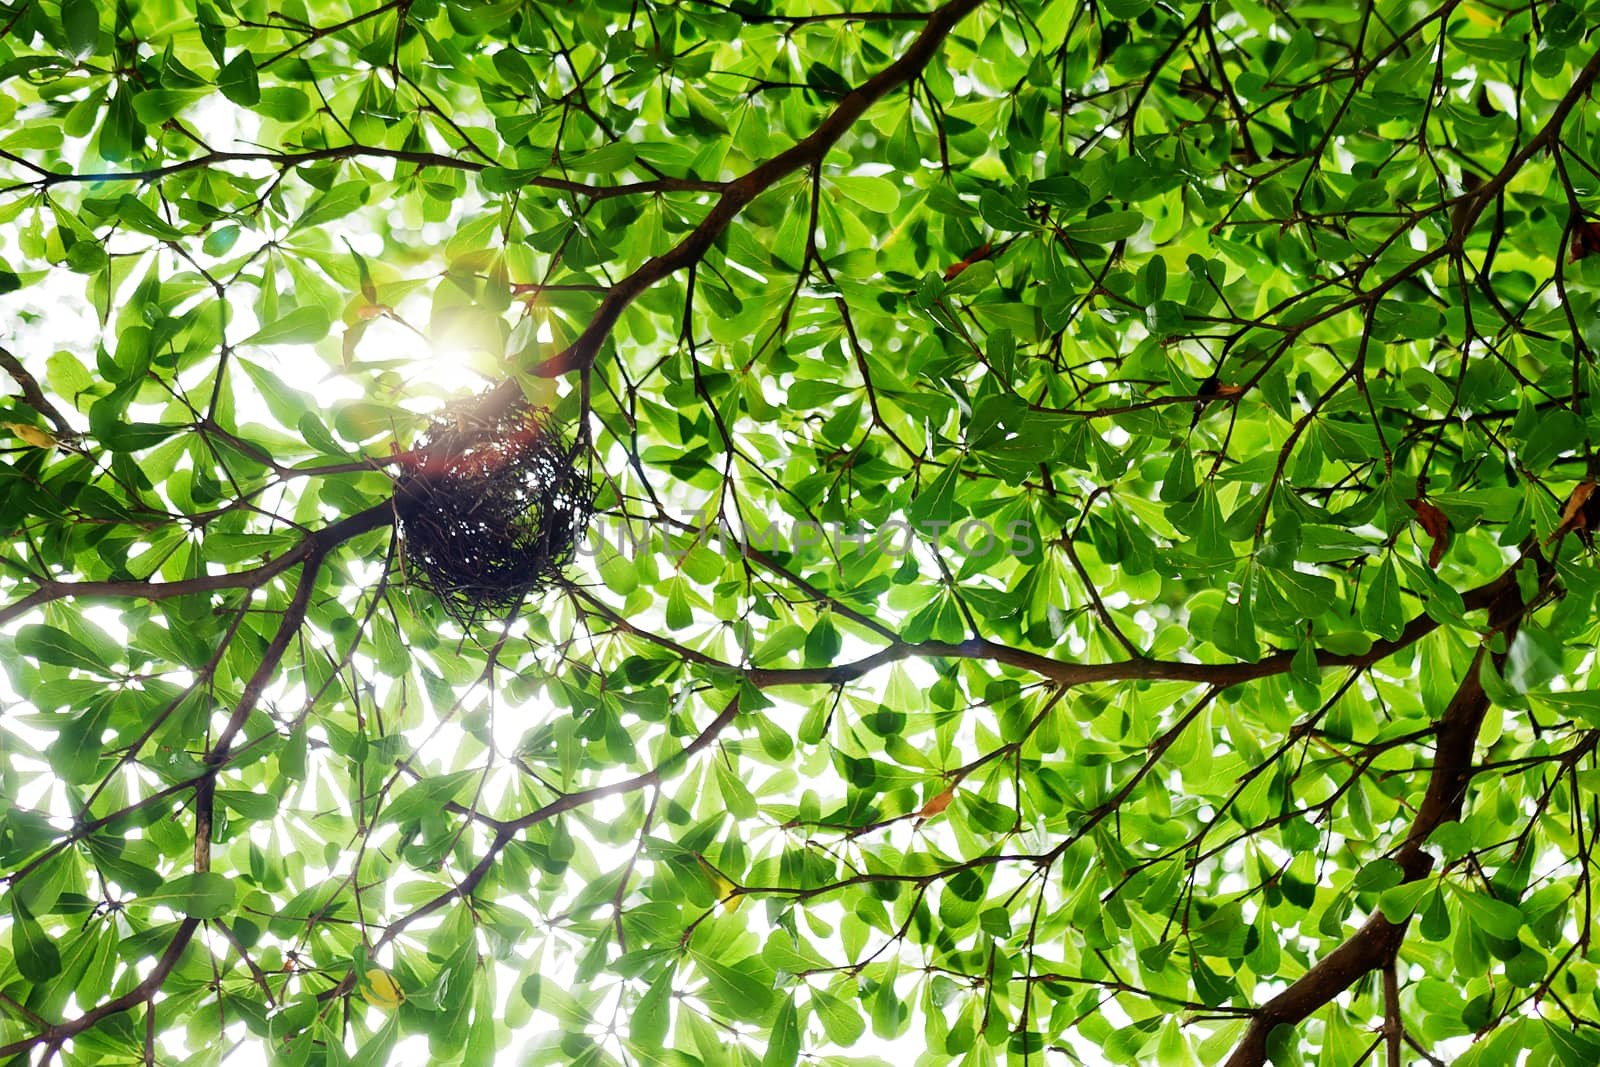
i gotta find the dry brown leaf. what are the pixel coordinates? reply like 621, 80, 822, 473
944, 241, 993, 281
918, 785, 957, 819
1571, 221, 1600, 263
1547, 477, 1598, 546
1407, 497, 1451, 569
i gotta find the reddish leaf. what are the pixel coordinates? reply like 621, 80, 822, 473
1569, 220, 1600, 263
1547, 477, 1598, 547
943, 241, 993, 280
918, 785, 957, 818
1408, 497, 1451, 569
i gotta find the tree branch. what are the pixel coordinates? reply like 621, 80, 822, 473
1, 145, 722, 200
0, 345, 76, 440
0, 918, 201, 1059
1224, 552, 1553, 1067
526, 0, 988, 380
0, 501, 392, 627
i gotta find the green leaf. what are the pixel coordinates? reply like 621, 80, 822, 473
1455, 888, 1522, 940
1377, 879, 1429, 922
343, 236, 379, 304
0, 7, 1594, 1061
294, 183, 370, 232
11, 901, 60, 982
1547, 1020, 1600, 1067
1520, 410, 1583, 470
140, 873, 237, 918
908, 462, 963, 527
1531, 688, 1600, 728
691, 953, 775, 1018
1360, 557, 1405, 641
1191, 957, 1238, 1007
298, 411, 347, 456
280, 722, 308, 781
805, 614, 841, 665
979, 187, 1034, 231
47, 700, 109, 782
203, 224, 241, 256
1137, 255, 1166, 304
350, 1014, 400, 1067
239, 358, 317, 430
664, 578, 694, 630
15, 624, 105, 672
829, 176, 901, 214
61, 0, 98, 57
217, 789, 279, 821
218, 50, 260, 106
629, 968, 674, 1048
761, 994, 800, 1067
382, 771, 477, 826
1355, 859, 1405, 892
1066, 210, 1143, 243
1102, 0, 1151, 17
243, 306, 331, 347
113, 194, 186, 239
1419, 889, 1452, 941
45, 350, 95, 406
257, 86, 310, 121
714, 757, 758, 819
132, 89, 208, 124
811, 987, 865, 1046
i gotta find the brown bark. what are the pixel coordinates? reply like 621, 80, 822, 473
1224, 552, 1552, 1067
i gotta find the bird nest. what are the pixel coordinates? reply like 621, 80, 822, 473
395, 397, 593, 626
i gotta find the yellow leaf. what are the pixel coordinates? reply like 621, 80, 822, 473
692, 853, 743, 913
4, 422, 55, 449
359, 968, 405, 1010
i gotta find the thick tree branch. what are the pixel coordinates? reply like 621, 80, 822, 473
1448, 47, 1600, 245
0, 501, 392, 627
0, 145, 722, 199
577, 562, 1519, 692
1209, 53, 1600, 1064
0, 918, 200, 1059
1224, 552, 1553, 1067
0, 505, 379, 1055
526, 0, 987, 380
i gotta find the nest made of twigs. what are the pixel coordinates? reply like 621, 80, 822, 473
395, 397, 593, 626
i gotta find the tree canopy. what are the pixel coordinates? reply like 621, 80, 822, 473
2, 0, 1600, 1064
